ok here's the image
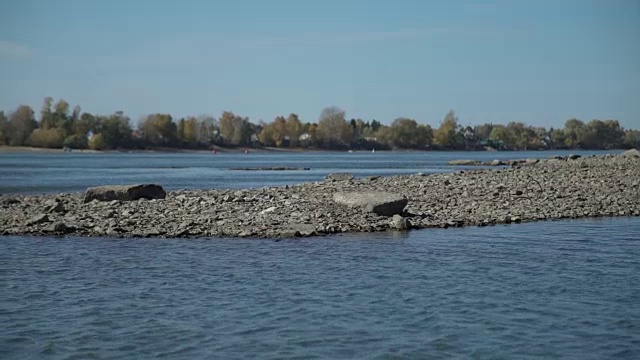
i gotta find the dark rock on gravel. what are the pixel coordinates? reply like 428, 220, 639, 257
84, 184, 166, 203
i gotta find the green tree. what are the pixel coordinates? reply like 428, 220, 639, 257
139, 113, 177, 146
0, 111, 8, 145
417, 124, 434, 148
75, 112, 96, 136
623, 129, 640, 149
563, 119, 587, 148
53, 99, 71, 134
489, 125, 508, 144
177, 118, 186, 144
474, 123, 494, 141
40, 97, 54, 130
63, 133, 88, 149
388, 118, 432, 148
99, 112, 132, 149
258, 122, 279, 146
548, 128, 566, 149
505, 122, 536, 150
88, 133, 106, 150
584, 119, 623, 149
8, 105, 37, 146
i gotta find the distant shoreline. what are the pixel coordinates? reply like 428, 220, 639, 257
0, 145, 627, 155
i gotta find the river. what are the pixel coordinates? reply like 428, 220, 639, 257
2, 150, 639, 359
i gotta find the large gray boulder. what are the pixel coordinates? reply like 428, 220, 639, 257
84, 184, 166, 203
325, 173, 355, 181
333, 191, 407, 216
619, 149, 640, 158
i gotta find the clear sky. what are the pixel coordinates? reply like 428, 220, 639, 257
1, 0, 639, 129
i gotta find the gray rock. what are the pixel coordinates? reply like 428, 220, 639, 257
27, 214, 49, 226
45, 199, 65, 213
325, 173, 355, 181
1, 197, 21, 205
391, 215, 409, 230
83, 184, 166, 203
333, 191, 408, 216
490, 159, 504, 166
619, 149, 640, 158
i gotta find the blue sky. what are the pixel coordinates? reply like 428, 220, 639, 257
1, 0, 639, 129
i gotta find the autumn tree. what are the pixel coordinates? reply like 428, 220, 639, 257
28, 128, 66, 148
218, 111, 252, 146
316, 106, 353, 148
258, 116, 287, 147
286, 113, 303, 147
434, 110, 460, 149
176, 116, 200, 146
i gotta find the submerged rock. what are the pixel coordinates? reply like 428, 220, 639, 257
83, 184, 166, 203
448, 159, 480, 166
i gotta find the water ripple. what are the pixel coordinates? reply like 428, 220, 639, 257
2, 217, 639, 359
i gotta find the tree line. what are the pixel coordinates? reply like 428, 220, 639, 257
1, 97, 638, 151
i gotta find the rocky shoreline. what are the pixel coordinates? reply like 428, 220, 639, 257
2, 151, 639, 239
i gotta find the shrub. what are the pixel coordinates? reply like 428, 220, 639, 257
28, 128, 65, 148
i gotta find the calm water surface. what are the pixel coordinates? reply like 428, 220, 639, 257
0, 149, 620, 194
3, 218, 640, 359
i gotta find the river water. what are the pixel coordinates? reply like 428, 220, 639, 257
2, 150, 639, 359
